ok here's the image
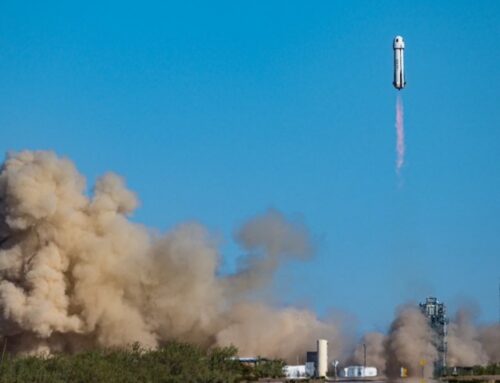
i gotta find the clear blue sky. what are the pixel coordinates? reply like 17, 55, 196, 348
1, 1, 499, 332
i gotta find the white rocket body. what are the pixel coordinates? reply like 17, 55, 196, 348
393, 36, 406, 90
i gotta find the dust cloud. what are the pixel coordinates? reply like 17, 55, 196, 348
0, 150, 498, 369
0, 150, 341, 359
351, 306, 500, 377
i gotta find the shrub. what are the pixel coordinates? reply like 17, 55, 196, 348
0, 342, 283, 382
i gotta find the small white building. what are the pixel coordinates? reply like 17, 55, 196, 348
341, 366, 378, 378
283, 365, 308, 379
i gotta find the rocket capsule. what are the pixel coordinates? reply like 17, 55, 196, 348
393, 35, 406, 90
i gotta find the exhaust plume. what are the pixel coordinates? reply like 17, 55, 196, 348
395, 94, 405, 174
0, 150, 341, 359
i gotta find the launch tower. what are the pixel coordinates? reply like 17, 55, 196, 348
419, 297, 448, 373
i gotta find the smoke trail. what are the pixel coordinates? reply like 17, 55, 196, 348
395, 94, 405, 174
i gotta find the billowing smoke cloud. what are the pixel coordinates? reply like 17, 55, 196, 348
447, 309, 489, 366
348, 308, 438, 378
478, 324, 500, 362
216, 303, 343, 360
385, 306, 438, 377
0, 150, 341, 358
1, 150, 498, 368
350, 306, 500, 377
225, 209, 313, 295
351, 332, 387, 374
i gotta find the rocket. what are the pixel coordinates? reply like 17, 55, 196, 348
393, 36, 406, 90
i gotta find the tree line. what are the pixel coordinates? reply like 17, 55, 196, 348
0, 342, 285, 382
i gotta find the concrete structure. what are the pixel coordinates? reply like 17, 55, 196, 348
317, 339, 328, 378
303, 339, 329, 378
419, 297, 448, 373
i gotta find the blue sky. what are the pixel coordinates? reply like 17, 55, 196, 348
1, 1, 499, 332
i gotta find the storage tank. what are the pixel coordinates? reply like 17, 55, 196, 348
317, 339, 328, 378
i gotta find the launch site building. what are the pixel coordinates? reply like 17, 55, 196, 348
419, 297, 448, 373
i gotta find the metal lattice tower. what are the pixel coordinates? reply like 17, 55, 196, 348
419, 297, 448, 372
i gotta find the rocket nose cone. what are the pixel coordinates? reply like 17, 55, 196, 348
393, 35, 405, 48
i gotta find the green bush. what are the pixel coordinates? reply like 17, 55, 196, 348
0, 342, 284, 383
443, 363, 500, 377
252, 359, 285, 379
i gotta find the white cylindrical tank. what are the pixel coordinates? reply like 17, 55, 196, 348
317, 339, 328, 378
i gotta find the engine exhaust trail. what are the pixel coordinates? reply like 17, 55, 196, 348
395, 94, 405, 174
